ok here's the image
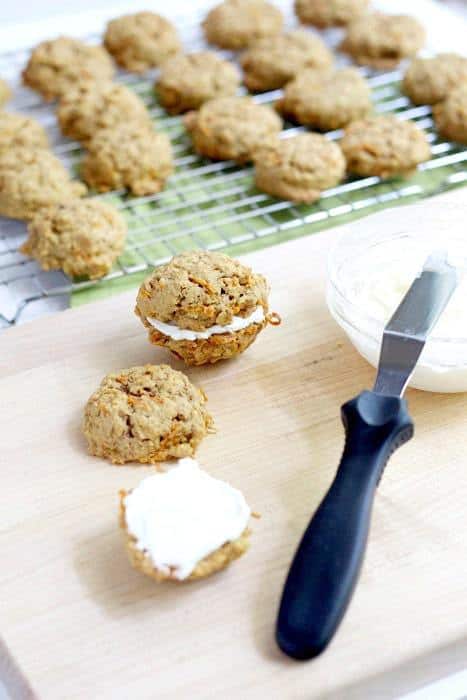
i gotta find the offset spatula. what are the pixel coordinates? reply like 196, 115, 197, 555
276, 252, 459, 660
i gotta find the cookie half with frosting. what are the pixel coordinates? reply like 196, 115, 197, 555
120, 458, 251, 582
135, 250, 279, 365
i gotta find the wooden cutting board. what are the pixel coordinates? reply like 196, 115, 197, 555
2, 190, 467, 700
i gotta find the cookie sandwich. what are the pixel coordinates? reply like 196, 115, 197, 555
135, 250, 280, 365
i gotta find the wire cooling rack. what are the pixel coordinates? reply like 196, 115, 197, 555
1, 11, 467, 327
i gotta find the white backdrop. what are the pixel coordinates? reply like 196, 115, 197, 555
0, 0, 466, 53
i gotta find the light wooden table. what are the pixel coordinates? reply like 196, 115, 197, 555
2, 191, 467, 699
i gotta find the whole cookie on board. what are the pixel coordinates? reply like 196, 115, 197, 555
403, 54, 467, 106
184, 96, 282, 163
83, 365, 213, 464
341, 115, 431, 178
156, 52, 240, 115
57, 81, 150, 143
22, 37, 114, 101
0, 79, 11, 105
277, 67, 372, 131
0, 147, 86, 221
240, 30, 333, 93
203, 0, 284, 50
254, 133, 346, 203
120, 458, 251, 582
0, 112, 49, 153
295, 0, 370, 28
82, 123, 173, 196
340, 13, 426, 69
433, 87, 467, 144
135, 250, 278, 365
21, 199, 127, 280
104, 12, 181, 72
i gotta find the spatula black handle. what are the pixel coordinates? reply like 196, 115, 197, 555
276, 391, 413, 660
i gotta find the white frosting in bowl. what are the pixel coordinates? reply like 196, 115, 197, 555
327, 221, 467, 393
146, 306, 265, 341
124, 458, 250, 580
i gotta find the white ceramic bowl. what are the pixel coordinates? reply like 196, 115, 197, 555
326, 224, 467, 393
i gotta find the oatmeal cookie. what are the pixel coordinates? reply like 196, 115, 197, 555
57, 81, 150, 143
120, 458, 251, 581
340, 13, 426, 69
135, 250, 276, 365
81, 123, 173, 196
433, 86, 467, 144
403, 54, 467, 106
0, 79, 11, 105
203, 0, 284, 50
21, 199, 127, 279
295, 0, 369, 28
104, 12, 181, 72
83, 365, 212, 464
22, 36, 114, 101
0, 112, 49, 153
184, 96, 282, 163
240, 30, 333, 93
254, 133, 346, 203
277, 67, 372, 131
156, 52, 240, 115
341, 115, 431, 177
0, 147, 86, 220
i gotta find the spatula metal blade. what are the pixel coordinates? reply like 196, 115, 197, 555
373, 252, 459, 397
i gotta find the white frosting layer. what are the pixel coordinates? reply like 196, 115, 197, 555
146, 306, 265, 341
124, 458, 250, 580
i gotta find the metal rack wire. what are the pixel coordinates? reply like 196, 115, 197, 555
1, 13, 466, 327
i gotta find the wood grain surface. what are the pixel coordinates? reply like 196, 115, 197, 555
2, 190, 467, 700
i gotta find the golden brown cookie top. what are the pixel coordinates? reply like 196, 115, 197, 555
203, 0, 284, 50
0, 147, 86, 220
83, 364, 212, 464
184, 96, 282, 163
157, 52, 240, 114
403, 54, 467, 106
278, 67, 372, 130
104, 12, 181, 72
0, 112, 49, 153
57, 80, 150, 142
136, 250, 269, 331
341, 115, 431, 177
0, 78, 11, 105
21, 199, 127, 280
433, 86, 467, 144
82, 123, 173, 196
240, 30, 333, 92
340, 13, 426, 69
22, 36, 114, 100
254, 133, 346, 203
295, 0, 369, 27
